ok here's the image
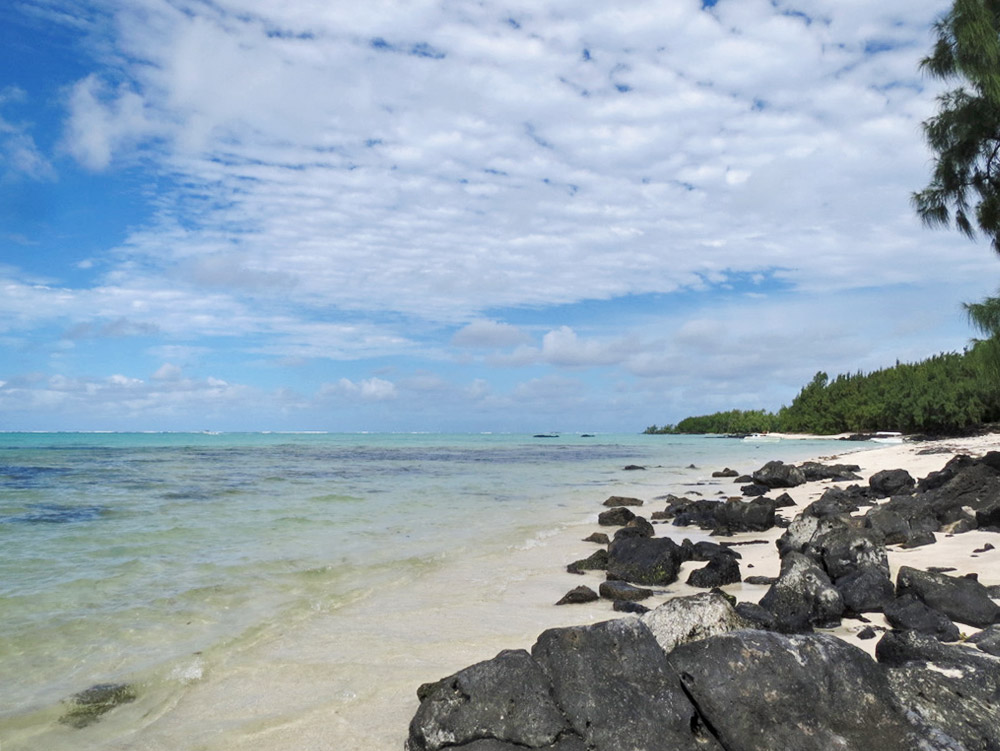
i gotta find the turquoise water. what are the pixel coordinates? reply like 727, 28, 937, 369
0, 432, 860, 748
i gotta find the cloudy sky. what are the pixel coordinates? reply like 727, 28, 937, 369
0, 0, 996, 432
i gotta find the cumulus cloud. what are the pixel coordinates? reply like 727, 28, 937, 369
6, 0, 995, 429
41, 0, 984, 322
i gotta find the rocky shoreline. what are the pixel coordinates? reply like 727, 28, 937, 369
405, 437, 1000, 751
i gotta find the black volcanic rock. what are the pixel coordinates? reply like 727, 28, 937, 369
758, 551, 844, 632
407, 649, 572, 751
752, 460, 806, 488
666, 630, 932, 751
597, 506, 635, 526
896, 565, 1000, 628
606, 535, 686, 585
869, 468, 916, 498
686, 553, 741, 588
603, 495, 643, 507
883, 594, 961, 642
555, 586, 599, 605
531, 619, 721, 751
876, 629, 1000, 751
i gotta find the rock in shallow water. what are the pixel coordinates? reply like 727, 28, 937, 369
555, 586, 599, 605
606, 535, 686, 585
598, 580, 653, 601
59, 683, 137, 729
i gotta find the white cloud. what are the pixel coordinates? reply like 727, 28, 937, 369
452, 320, 530, 348
323, 376, 398, 401
0, 87, 54, 181
39, 0, 981, 325
152, 362, 183, 381
62, 74, 160, 170
7, 0, 996, 431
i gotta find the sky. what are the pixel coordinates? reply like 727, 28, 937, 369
1, 0, 998, 433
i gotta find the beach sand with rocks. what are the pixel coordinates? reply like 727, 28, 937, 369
407, 433, 1000, 751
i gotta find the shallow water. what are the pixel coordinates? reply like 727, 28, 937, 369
0, 432, 862, 749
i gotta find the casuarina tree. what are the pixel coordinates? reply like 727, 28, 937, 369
912, 0, 1000, 251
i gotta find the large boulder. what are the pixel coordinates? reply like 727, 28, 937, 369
869, 468, 916, 498
752, 460, 806, 488
406, 649, 573, 751
686, 553, 741, 588
816, 526, 889, 580
883, 594, 961, 642
896, 566, 1000, 628
919, 461, 1000, 522
758, 551, 844, 631
597, 506, 635, 526
670, 499, 722, 529
798, 461, 862, 482
640, 592, 752, 654
713, 497, 776, 534
531, 619, 723, 751
916, 454, 977, 492
665, 630, 934, 751
606, 535, 687, 585
835, 568, 896, 613
775, 512, 850, 560
877, 630, 1000, 751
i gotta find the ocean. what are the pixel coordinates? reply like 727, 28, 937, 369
0, 431, 864, 750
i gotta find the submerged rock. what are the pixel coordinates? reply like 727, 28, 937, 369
566, 549, 608, 574
59, 683, 137, 729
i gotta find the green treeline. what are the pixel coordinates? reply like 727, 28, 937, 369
645, 345, 1000, 436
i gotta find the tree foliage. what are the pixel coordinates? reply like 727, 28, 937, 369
646, 347, 1000, 436
912, 0, 1000, 250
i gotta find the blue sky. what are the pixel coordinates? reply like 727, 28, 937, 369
0, 0, 996, 432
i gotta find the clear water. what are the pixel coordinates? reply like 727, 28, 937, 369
0, 432, 862, 749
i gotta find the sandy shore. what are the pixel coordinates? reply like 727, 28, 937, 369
288, 433, 1000, 750
558, 433, 1000, 660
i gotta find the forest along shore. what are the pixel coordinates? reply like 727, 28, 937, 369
407, 435, 1000, 751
